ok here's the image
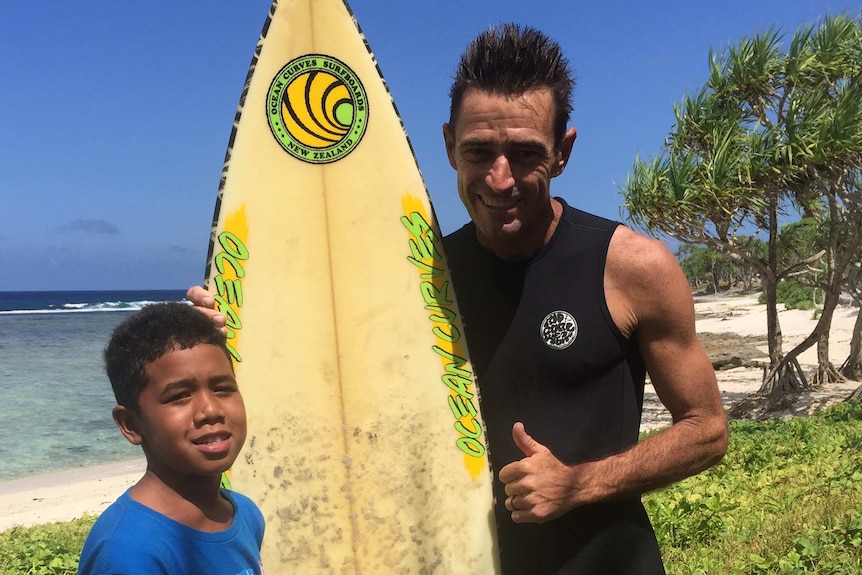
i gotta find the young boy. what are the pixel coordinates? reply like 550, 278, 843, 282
78, 302, 265, 575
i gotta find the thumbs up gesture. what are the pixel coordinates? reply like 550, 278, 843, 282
498, 422, 583, 523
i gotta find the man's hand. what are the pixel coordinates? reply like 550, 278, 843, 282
498, 422, 586, 524
186, 285, 227, 333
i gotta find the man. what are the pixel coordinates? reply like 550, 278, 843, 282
439, 24, 726, 573
190, 23, 727, 574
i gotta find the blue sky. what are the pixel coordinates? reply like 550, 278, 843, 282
2, 1, 859, 291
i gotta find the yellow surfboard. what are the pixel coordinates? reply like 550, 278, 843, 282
202, 1, 500, 572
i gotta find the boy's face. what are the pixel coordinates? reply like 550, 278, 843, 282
114, 343, 247, 481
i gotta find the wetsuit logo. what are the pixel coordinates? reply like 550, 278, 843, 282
540, 310, 578, 350
266, 54, 368, 164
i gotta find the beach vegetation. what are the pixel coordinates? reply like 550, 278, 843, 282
645, 399, 862, 574
0, 515, 95, 575
678, 244, 738, 293
678, 243, 762, 294
758, 279, 820, 311
623, 12, 862, 410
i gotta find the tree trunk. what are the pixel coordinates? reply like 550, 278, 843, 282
756, 272, 798, 398
840, 306, 862, 379
761, 273, 784, 367
812, 289, 844, 385
761, 294, 843, 394
764, 197, 784, 368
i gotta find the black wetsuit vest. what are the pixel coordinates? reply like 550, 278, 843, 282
444, 199, 665, 575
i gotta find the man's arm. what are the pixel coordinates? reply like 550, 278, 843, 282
499, 226, 727, 523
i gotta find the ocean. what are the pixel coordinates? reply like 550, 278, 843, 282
0, 290, 188, 481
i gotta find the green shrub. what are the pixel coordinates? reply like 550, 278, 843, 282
758, 280, 820, 310
645, 401, 862, 574
0, 516, 95, 575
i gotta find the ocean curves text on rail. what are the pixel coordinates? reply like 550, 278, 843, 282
401, 210, 485, 459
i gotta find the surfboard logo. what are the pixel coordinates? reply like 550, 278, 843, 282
267, 54, 368, 164
540, 310, 578, 350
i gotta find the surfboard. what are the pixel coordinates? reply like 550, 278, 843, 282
201, 1, 500, 572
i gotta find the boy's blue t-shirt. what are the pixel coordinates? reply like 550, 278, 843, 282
78, 488, 265, 575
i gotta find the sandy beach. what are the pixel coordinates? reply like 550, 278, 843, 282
0, 459, 144, 531
642, 293, 861, 431
1, 293, 859, 531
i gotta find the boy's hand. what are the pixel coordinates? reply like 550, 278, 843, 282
186, 286, 227, 334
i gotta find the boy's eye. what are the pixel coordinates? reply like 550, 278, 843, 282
214, 383, 239, 395
166, 393, 191, 404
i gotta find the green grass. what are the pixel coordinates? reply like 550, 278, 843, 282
646, 400, 862, 574
2, 402, 861, 574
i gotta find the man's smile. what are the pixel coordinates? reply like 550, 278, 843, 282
478, 193, 521, 210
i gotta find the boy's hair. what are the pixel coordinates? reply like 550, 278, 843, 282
104, 302, 232, 411
448, 23, 575, 147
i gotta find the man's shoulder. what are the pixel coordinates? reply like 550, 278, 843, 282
605, 225, 692, 332
557, 199, 620, 232
607, 226, 676, 275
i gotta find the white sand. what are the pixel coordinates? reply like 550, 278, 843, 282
1, 294, 858, 531
641, 294, 860, 431
0, 459, 144, 531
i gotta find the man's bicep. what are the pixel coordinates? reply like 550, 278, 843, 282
606, 227, 722, 422
635, 255, 721, 422
642, 329, 720, 423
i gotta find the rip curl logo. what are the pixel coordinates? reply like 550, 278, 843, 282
266, 54, 368, 164
540, 310, 578, 350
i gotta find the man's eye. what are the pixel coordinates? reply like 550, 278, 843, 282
514, 150, 544, 163
462, 148, 490, 162
167, 393, 190, 403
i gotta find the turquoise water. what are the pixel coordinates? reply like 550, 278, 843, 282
0, 291, 185, 481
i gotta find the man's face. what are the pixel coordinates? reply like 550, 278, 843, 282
443, 88, 575, 258
116, 344, 247, 482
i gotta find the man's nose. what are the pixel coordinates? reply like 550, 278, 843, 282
485, 155, 515, 192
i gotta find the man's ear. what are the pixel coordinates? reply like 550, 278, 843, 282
113, 405, 143, 446
553, 127, 578, 177
442, 123, 458, 170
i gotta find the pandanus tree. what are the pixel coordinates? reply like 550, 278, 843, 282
623, 14, 862, 407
